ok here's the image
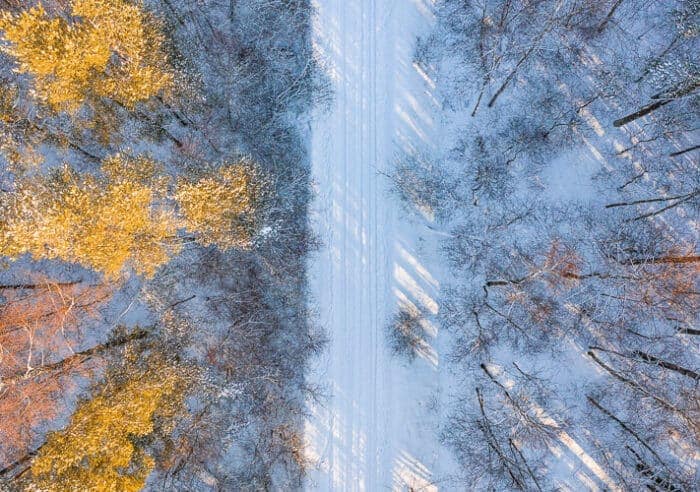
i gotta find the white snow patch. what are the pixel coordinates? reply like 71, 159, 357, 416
305, 0, 457, 490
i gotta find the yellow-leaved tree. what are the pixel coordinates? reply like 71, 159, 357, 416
176, 163, 263, 250
27, 359, 191, 491
0, 154, 179, 278
0, 85, 44, 172
0, 158, 264, 278
0, 0, 172, 112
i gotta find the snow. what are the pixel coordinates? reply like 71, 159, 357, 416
305, 0, 455, 490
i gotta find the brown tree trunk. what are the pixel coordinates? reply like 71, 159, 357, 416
587, 396, 668, 468
2, 329, 150, 386
620, 255, 700, 266
613, 99, 672, 127
632, 350, 700, 380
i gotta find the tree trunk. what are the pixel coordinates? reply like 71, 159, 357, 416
605, 190, 698, 209
509, 438, 543, 492
0, 449, 36, 479
487, 0, 564, 108
597, 0, 625, 33
627, 447, 683, 492
0, 281, 79, 291
2, 329, 150, 386
475, 387, 526, 490
590, 346, 700, 380
629, 194, 699, 221
670, 145, 700, 157
620, 255, 700, 266
613, 99, 672, 127
632, 350, 700, 381
587, 396, 668, 468
614, 80, 699, 127
587, 349, 696, 432
635, 33, 682, 83
676, 326, 700, 336
472, 3, 490, 117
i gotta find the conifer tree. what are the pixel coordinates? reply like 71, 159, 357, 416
26, 359, 190, 491
0, 155, 179, 278
0, 0, 172, 113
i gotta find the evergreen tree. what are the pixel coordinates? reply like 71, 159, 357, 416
0, 0, 172, 113
176, 162, 263, 250
0, 155, 179, 278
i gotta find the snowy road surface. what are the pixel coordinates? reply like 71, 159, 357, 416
306, 0, 448, 490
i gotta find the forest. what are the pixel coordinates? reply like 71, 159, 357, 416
0, 0, 697, 490
0, 0, 322, 490
394, 0, 699, 489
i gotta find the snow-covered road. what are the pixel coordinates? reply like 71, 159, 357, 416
306, 0, 447, 490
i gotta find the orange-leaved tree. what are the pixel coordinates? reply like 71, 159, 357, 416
0, 277, 113, 468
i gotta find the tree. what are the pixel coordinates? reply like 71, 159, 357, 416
1, 156, 266, 278
0, 0, 314, 488
22, 357, 192, 491
175, 162, 263, 250
0, 84, 45, 173
0, 278, 112, 379
441, 363, 566, 491
0, 278, 113, 468
0, 154, 180, 278
0, 0, 173, 113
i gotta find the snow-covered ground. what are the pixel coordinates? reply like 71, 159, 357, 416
305, 0, 454, 490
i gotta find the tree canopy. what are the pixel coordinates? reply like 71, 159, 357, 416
27, 360, 189, 491
0, 0, 172, 112
0, 156, 264, 278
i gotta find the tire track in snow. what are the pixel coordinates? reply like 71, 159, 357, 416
307, 1, 443, 490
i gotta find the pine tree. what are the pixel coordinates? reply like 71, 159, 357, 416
0, 155, 179, 278
0, 0, 172, 113
176, 163, 263, 250
27, 360, 190, 491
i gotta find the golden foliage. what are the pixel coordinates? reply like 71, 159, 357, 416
176, 163, 263, 250
0, 85, 44, 171
0, 155, 179, 278
0, 157, 266, 277
0, 0, 172, 112
28, 362, 188, 491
